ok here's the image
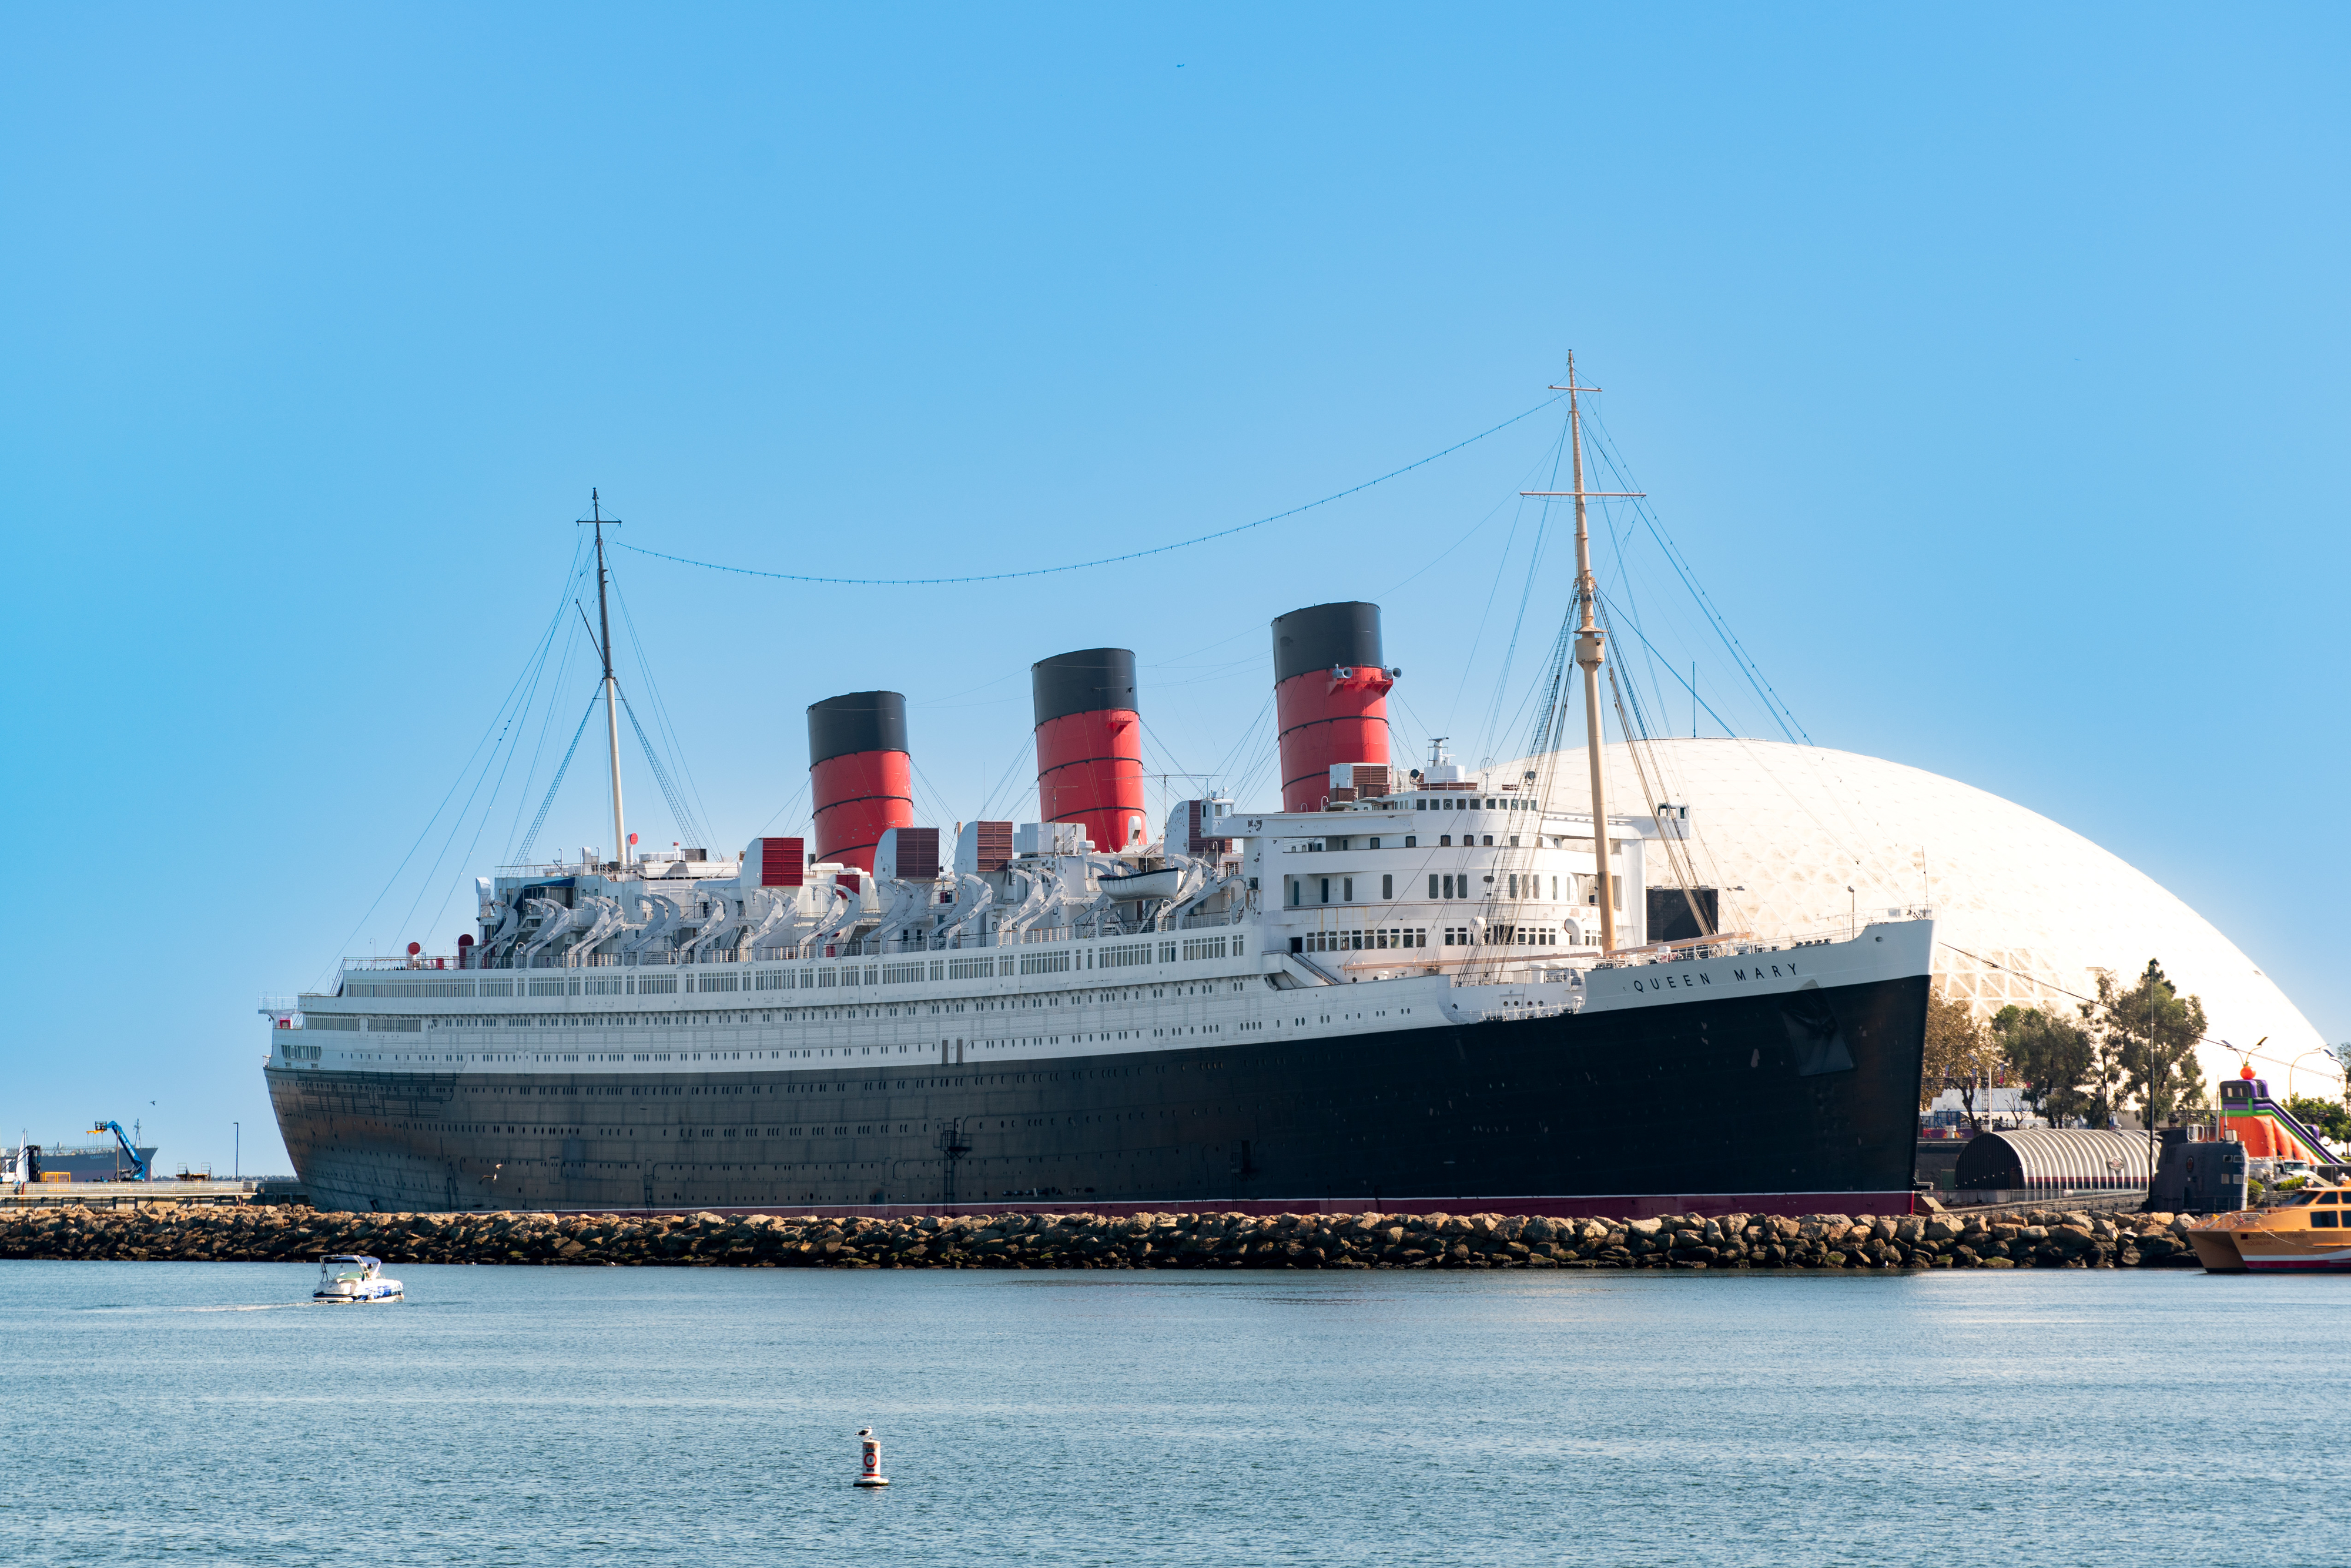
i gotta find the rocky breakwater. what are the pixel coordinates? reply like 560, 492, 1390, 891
0, 1204, 2202, 1269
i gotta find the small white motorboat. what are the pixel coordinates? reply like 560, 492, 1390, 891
313, 1255, 403, 1303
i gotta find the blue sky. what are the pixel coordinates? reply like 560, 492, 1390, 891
4, 8, 2345, 1171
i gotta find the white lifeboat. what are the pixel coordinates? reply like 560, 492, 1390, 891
313, 1254, 403, 1303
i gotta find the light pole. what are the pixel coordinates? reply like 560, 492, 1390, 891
2286, 1050, 2341, 1160
2288, 1048, 2333, 1102
233, 1123, 239, 1181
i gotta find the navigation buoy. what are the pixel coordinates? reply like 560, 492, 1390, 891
853, 1426, 889, 1487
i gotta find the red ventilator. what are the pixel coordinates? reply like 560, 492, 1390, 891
807, 692, 914, 873
1031, 647, 1146, 852
854, 1426, 889, 1487
1270, 602, 1395, 812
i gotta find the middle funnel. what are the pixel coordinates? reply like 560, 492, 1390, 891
806, 689, 913, 873
1032, 647, 1145, 852
1272, 601, 1392, 812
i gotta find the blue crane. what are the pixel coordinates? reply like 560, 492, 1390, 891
87, 1121, 150, 1181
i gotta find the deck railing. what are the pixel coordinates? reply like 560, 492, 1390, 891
345, 903, 1252, 973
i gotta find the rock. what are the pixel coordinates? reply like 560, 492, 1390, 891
0, 1200, 2236, 1273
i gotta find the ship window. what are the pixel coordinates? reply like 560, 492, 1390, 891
2316, 1211, 2341, 1227
1439, 835, 1451, 847
1428, 874, 1439, 899
1482, 836, 1493, 847
1382, 873, 1392, 899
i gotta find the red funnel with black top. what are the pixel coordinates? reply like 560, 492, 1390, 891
807, 691, 913, 873
1271, 602, 1392, 812
1032, 648, 1146, 852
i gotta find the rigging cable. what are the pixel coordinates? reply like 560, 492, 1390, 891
974, 730, 1044, 824
515, 692, 606, 863
407, 684, 548, 948
1223, 710, 1286, 810
397, 580, 587, 945
1581, 408, 1810, 745
1138, 716, 1196, 786
316, 542, 589, 987
501, 594, 592, 857
1596, 594, 1740, 736
907, 757, 967, 836
1201, 692, 1274, 785
614, 396, 1566, 587
611, 574, 718, 842
619, 692, 709, 850
1469, 417, 1573, 765
1605, 659, 1713, 938
751, 775, 812, 839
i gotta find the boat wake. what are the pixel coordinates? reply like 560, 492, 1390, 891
179, 1302, 315, 1314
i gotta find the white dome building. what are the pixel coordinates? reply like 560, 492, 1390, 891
1513, 739, 2337, 1100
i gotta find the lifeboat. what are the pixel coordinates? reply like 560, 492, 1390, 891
2184, 1187, 2351, 1273
313, 1254, 404, 1302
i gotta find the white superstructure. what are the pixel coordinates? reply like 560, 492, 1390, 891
269, 770, 1931, 1076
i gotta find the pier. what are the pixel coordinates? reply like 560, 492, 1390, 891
1, 1178, 304, 1211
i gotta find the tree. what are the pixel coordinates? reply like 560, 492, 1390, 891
1993, 1003, 2094, 1126
2084, 1005, 2129, 1127
2099, 959, 2210, 1130
1921, 989, 2004, 1130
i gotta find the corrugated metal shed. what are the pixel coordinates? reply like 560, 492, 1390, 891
1953, 1128, 2157, 1194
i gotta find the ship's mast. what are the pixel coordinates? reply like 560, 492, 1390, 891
1523, 354, 1643, 953
588, 490, 628, 871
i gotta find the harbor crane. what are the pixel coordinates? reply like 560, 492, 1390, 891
87, 1121, 150, 1182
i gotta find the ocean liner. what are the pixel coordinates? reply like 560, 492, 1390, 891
263, 373, 1933, 1218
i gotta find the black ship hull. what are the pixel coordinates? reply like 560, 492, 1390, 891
267, 968, 1929, 1218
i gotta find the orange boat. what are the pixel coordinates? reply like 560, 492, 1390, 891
2186, 1186, 2351, 1273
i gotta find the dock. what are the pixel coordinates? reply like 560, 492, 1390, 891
1, 1178, 306, 1211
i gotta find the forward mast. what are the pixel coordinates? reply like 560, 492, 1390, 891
1522, 354, 1643, 953
585, 490, 629, 872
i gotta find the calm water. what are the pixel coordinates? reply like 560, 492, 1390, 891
1, 1260, 2334, 1566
